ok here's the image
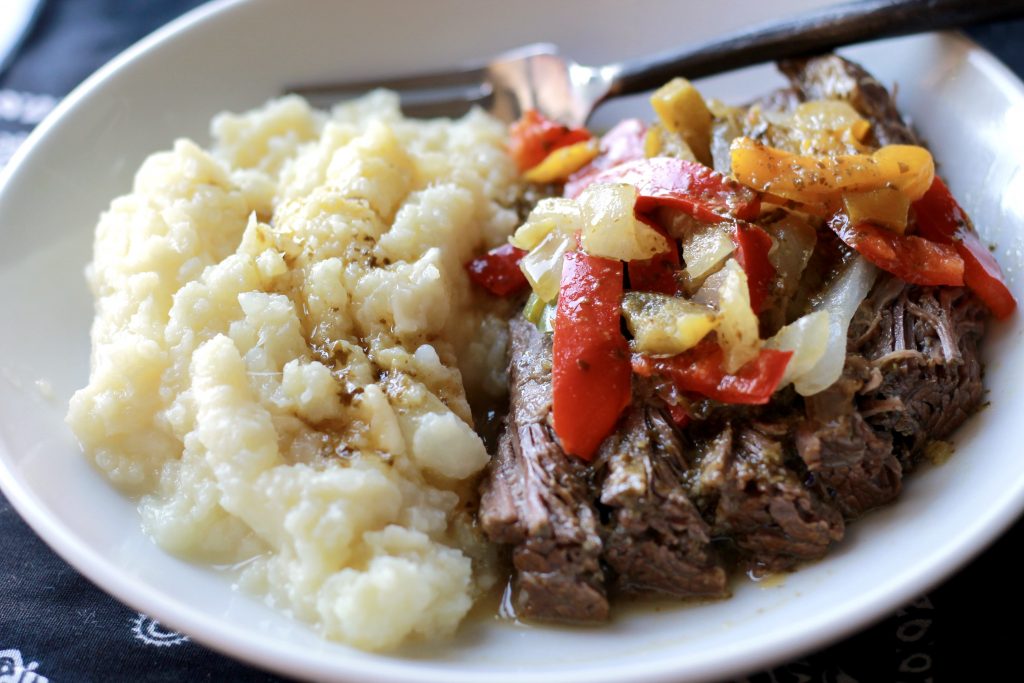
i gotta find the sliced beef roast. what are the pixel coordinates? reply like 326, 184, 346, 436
694, 424, 844, 573
595, 395, 727, 598
480, 318, 732, 613
478, 316, 608, 622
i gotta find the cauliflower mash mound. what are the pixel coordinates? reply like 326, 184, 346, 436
66, 93, 521, 650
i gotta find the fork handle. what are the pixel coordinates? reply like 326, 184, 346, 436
606, 0, 1024, 97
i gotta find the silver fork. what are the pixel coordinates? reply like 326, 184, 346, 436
290, 0, 1024, 127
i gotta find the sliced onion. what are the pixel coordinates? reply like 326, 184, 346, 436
510, 197, 581, 251
691, 265, 729, 308
764, 310, 830, 388
520, 230, 572, 302
579, 183, 669, 261
716, 259, 761, 373
763, 212, 817, 325
682, 220, 734, 282
793, 256, 878, 396
708, 101, 744, 174
765, 213, 816, 290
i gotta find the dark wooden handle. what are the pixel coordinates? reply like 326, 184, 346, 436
607, 0, 1024, 97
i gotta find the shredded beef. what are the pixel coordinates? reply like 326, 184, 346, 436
796, 356, 901, 517
850, 280, 987, 464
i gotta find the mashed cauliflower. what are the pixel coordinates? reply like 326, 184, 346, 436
66, 93, 521, 650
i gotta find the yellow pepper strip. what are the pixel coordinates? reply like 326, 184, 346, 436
850, 119, 872, 142
622, 292, 717, 356
842, 188, 911, 234
729, 137, 935, 204
650, 78, 713, 166
643, 123, 699, 162
523, 139, 600, 183
759, 193, 841, 219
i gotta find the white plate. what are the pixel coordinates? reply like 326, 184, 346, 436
1, 1, 1023, 681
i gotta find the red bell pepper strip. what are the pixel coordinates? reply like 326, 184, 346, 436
828, 212, 965, 287
552, 251, 632, 460
913, 177, 1016, 319
465, 243, 530, 296
731, 221, 775, 313
632, 340, 792, 405
627, 216, 681, 295
565, 157, 762, 223
564, 118, 647, 198
509, 110, 592, 172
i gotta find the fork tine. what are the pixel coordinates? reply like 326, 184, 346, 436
398, 89, 494, 120
290, 42, 557, 97
299, 80, 492, 118
289, 64, 488, 99
290, 66, 489, 114
288, 42, 561, 117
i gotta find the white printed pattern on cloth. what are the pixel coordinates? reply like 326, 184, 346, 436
0, 89, 57, 126
132, 613, 189, 647
0, 649, 48, 683
0, 89, 57, 166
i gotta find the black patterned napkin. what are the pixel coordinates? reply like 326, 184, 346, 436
1, 1, 1020, 681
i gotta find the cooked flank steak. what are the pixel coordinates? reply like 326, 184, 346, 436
476, 54, 1000, 623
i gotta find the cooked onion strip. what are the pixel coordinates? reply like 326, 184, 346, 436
520, 230, 573, 302
510, 197, 580, 251
764, 310, 830, 388
716, 259, 761, 373
579, 183, 670, 261
682, 221, 735, 282
793, 256, 878, 396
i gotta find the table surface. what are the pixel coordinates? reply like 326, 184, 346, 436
1, 1, 1021, 681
